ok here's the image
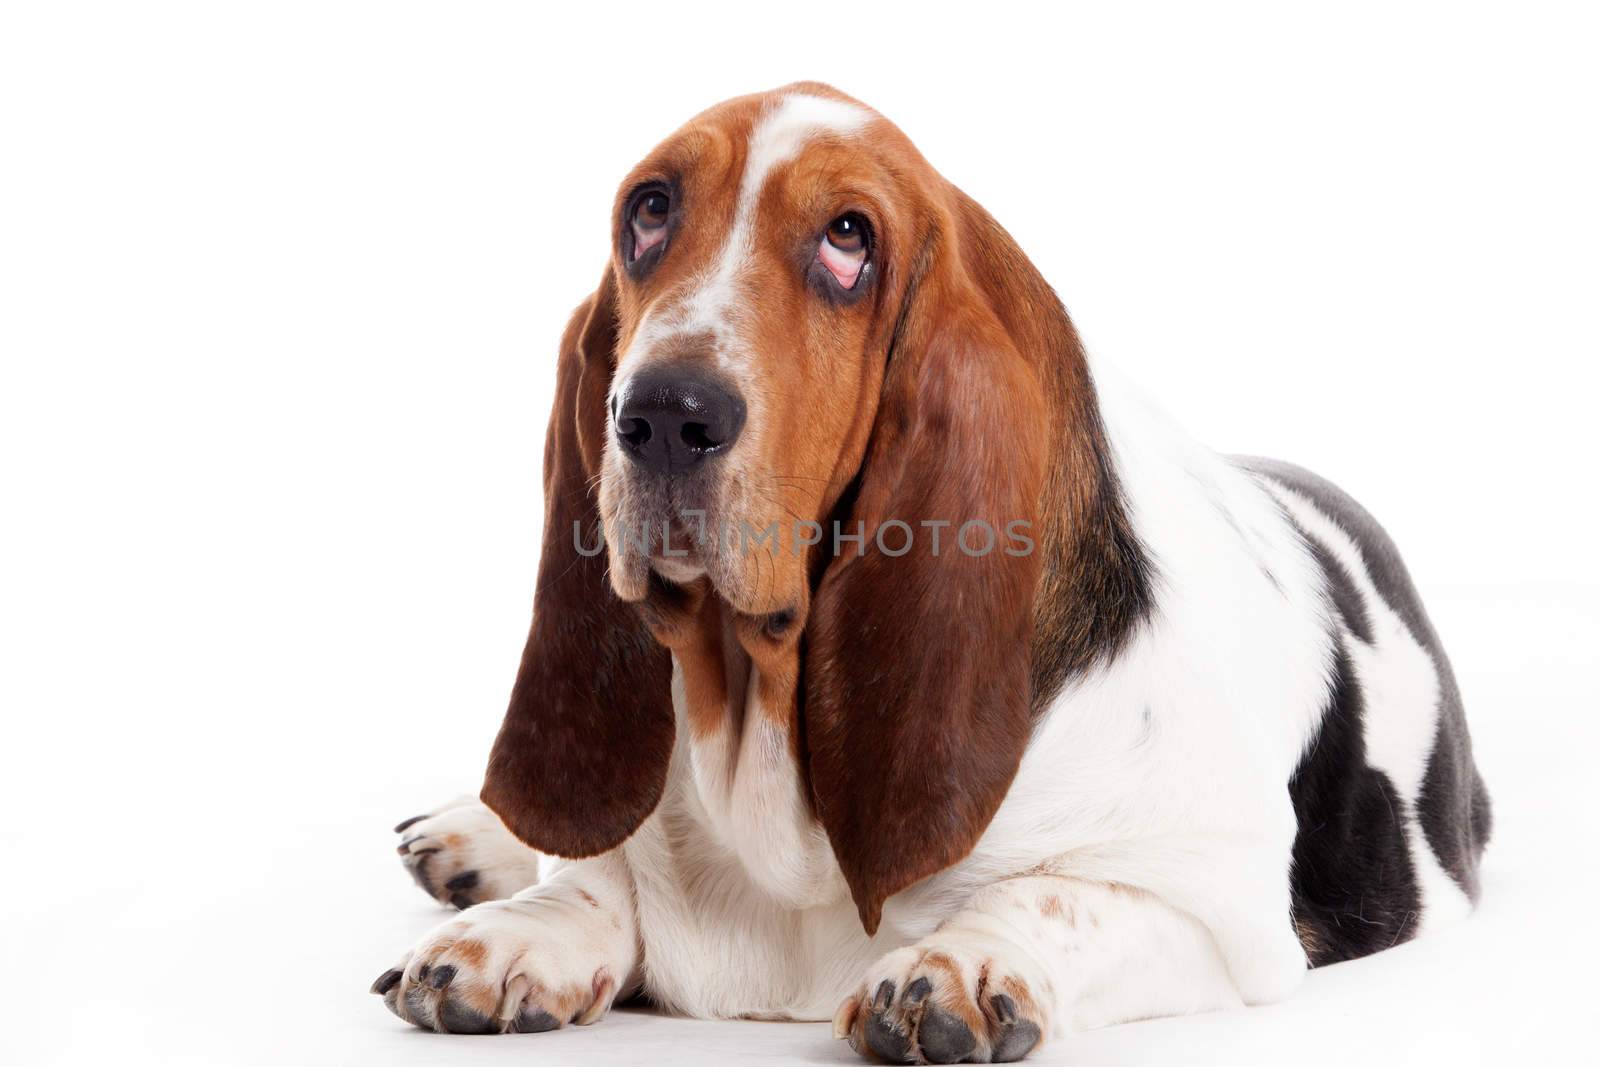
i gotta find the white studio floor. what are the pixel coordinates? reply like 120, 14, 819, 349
7, 584, 1595, 1066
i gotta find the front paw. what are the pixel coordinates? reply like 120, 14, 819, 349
392, 798, 542, 908
834, 941, 1048, 1063
370, 899, 618, 1034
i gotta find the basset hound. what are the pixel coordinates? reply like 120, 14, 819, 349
371, 83, 1491, 1062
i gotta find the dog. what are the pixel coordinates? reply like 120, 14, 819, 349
370, 83, 1491, 1063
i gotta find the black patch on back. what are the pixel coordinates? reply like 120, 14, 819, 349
1235, 456, 1492, 964
1288, 640, 1422, 964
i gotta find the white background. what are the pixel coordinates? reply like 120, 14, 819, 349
2, 2, 1597, 1064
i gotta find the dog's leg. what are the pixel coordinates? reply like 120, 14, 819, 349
391, 796, 544, 908
836, 875, 1247, 1063
371, 850, 638, 1034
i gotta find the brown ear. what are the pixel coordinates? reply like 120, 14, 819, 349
481, 267, 675, 856
805, 226, 1050, 935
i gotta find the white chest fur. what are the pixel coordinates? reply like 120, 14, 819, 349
620, 664, 862, 1020
667, 660, 843, 910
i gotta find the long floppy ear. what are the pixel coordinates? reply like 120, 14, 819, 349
481, 267, 675, 856
805, 223, 1050, 935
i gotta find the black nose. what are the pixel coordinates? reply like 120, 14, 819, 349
614, 366, 747, 474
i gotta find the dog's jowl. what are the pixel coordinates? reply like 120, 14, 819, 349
371, 84, 1490, 1062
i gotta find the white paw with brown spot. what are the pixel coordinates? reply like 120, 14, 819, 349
371, 898, 621, 1035
835, 939, 1049, 1063
393, 797, 543, 908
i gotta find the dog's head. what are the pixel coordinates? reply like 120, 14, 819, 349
595, 84, 1039, 621
483, 84, 1134, 932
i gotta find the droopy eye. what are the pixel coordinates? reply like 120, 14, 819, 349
631, 190, 670, 261
819, 213, 868, 289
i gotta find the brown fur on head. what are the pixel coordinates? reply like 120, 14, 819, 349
596, 83, 921, 621
482, 83, 1150, 933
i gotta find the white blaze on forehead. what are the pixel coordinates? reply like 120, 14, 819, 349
738, 94, 872, 205
677, 94, 871, 348
613, 93, 871, 393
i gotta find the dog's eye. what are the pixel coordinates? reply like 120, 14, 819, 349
631, 191, 670, 261
819, 214, 868, 289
